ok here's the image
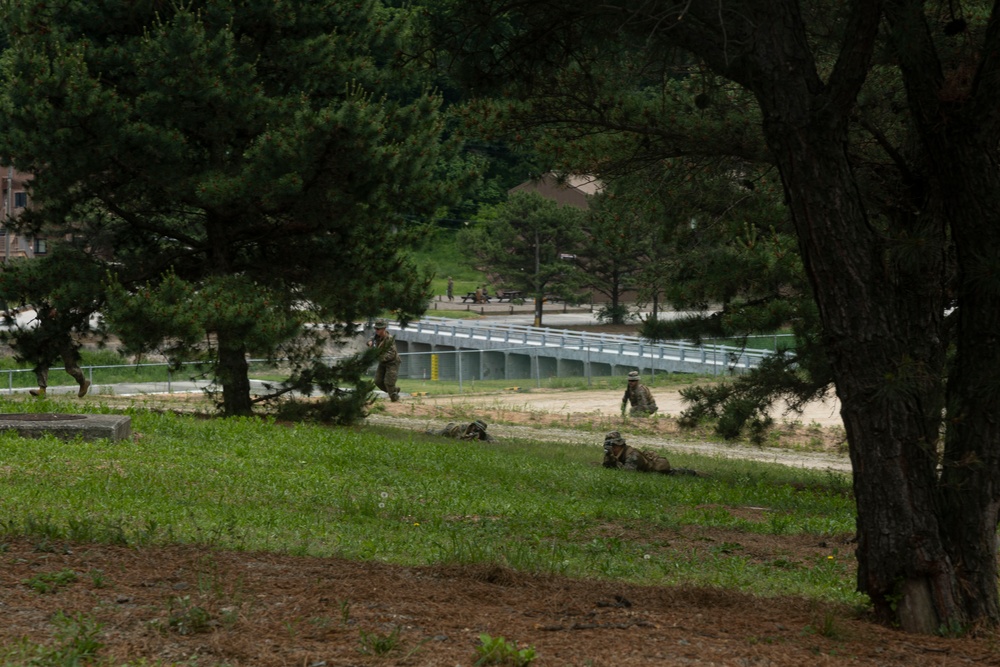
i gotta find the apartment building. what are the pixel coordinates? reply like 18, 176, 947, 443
0, 167, 47, 261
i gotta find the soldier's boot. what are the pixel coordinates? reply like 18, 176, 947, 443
78, 380, 92, 398
389, 392, 400, 402
29, 387, 45, 397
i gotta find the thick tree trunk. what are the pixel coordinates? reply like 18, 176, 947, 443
927, 141, 1000, 628
882, 0, 1000, 629
744, 2, 993, 631
764, 117, 956, 631
216, 327, 253, 417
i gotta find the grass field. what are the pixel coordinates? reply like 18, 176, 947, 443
0, 395, 859, 608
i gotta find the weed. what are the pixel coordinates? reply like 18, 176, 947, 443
339, 598, 352, 625
804, 607, 843, 639
474, 633, 537, 666
0, 611, 104, 665
88, 568, 107, 588
358, 626, 402, 655
52, 611, 104, 660
24, 569, 78, 594
167, 595, 212, 635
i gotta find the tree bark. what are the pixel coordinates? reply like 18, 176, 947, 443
702, 0, 987, 631
216, 332, 253, 417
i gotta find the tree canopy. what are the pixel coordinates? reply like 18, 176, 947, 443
458, 191, 585, 326
0, 0, 471, 416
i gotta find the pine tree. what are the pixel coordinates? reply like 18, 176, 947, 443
0, 0, 471, 416
457, 192, 585, 326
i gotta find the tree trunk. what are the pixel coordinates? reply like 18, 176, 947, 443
883, 0, 1000, 629
925, 139, 1000, 629
739, 1, 998, 632
216, 331, 253, 417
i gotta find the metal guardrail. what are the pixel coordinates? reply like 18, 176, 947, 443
395, 316, 775, 371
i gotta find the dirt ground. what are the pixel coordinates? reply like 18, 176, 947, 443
2, 534, 995, 666
3, 386, 998, 665
370, 384, 853, 473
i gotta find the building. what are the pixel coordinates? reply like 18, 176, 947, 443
0, 167, 46, 261
507, 172, 602, 210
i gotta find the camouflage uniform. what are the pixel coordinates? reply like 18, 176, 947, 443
426, 420, 496, 442
602, 431, 699, 476
621, 370, 657, 416
25, 305, 91, 398
370, 319, 400, 402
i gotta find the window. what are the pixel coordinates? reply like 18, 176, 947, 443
34, 239, 47, 254
13, 192, 27, 208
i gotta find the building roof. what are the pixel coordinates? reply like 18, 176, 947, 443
508, 172, 603, 210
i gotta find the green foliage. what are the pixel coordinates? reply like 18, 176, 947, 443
23, 569, 78, 594
0, 0, 472, 415
458, 192, 586, 323
0, 247, 107, 371
104, 272, 304, 363
475, 633, 537, 666
0, 611, 104, 666
166, 596, 212, 636
358, 626, 402, 656
676, 353, 830, 444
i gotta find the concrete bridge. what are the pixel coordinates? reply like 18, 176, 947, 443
388, 317, 773, 384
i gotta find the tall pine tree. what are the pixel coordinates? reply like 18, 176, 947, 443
0, 0, 471, 416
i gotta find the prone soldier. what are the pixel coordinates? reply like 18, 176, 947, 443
426, 419, 496, 442
602, 431, 700, 476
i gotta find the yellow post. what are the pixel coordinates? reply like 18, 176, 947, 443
431, 354, 439, 381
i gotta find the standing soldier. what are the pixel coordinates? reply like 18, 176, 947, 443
26, 304, 92, 398
621, 370, 658, 416
447, 276, 454, 302
602, 431, 700, 476
367, 318, 400, 402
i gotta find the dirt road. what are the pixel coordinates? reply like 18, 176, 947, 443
371, 387, 852, 473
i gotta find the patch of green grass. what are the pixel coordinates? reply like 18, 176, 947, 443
0, 611, 103, 665
23, 569, 78, 594
0, 399, 860, 607
475, 633, 537, 666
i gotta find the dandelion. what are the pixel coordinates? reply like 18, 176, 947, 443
414, 522, 420, 526
643, 554, 651, 560
378, 503, 385, 509
380, 491, 389, 499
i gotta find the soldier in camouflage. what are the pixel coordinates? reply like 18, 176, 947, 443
602, 431, 700, 476
426, 419, 496, 442
368, 318, 400, 402
621, 370, 658, 416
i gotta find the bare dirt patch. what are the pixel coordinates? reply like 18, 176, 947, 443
2, 536, 994, 666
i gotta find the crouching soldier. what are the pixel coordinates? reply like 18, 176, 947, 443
602, 431, 700, 476
621, 370, 658, 416
426, 419, 496, 442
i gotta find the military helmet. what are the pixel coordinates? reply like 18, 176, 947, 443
627, 370, 640, 381
604, 430, 625, 447
472, 420, 488, 432
374, 318, 388, 329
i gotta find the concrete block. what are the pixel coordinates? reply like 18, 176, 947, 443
0, 413, 132, 442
